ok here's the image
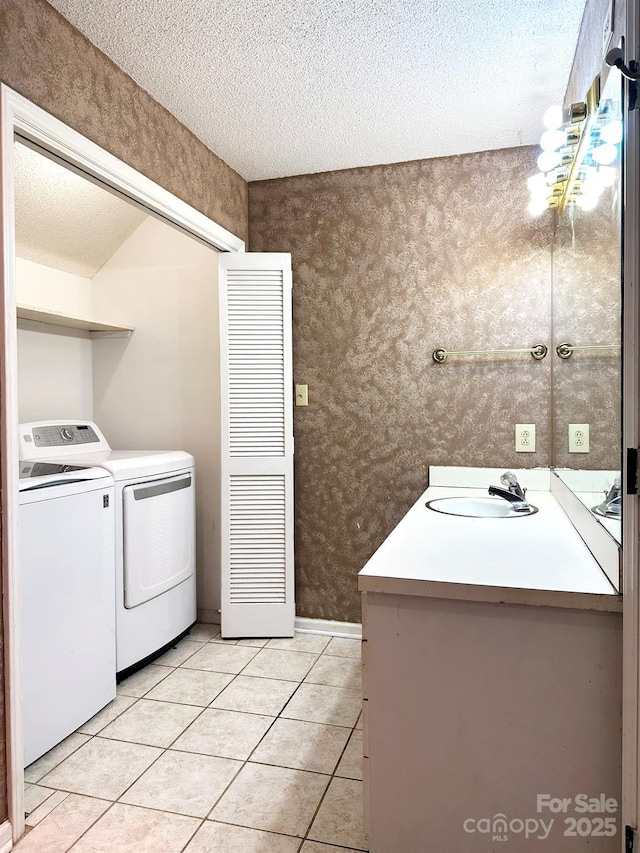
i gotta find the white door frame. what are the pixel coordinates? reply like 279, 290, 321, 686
0, 84, 244, 843
622, 1, 640, 846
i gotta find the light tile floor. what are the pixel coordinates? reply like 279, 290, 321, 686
17, 626, 367, 853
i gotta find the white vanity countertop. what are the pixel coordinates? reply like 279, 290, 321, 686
358, 483, 621, 612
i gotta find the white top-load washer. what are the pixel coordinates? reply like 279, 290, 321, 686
19, 460, 116, 765
19, 421, 197, 676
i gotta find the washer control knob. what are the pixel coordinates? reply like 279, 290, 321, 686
61, 428, 74, 441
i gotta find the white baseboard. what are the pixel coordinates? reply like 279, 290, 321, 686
295, 616, 362, 639
197, 610, 361, 639
0, 820, 13, 852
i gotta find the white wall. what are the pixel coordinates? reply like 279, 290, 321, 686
91, 217, 221, 615
16, 257, 94, 422
16, 256, 93, 315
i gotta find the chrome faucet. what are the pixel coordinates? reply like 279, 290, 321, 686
500, 471, 527, 500
488, 471, 530, 513
592, 477, 622, 519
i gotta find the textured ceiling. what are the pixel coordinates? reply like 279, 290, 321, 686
14, 142, 147, 278
47, 0, 587, 181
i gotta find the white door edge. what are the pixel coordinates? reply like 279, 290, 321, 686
622, 5, 640, 839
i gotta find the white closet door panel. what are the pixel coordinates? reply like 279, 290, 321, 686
219, 253, 294, 638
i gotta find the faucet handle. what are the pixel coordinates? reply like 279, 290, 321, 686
500, 471, 526, 499
500, 471, 518, 488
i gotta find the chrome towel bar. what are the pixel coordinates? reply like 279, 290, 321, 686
555, 342, 621, 359
432, 344, 548, 363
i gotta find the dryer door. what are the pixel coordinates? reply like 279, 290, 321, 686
123, 471, 195, 608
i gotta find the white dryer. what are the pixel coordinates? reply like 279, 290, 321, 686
19, 421, 197, 676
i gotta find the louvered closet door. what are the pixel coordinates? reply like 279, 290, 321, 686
219, 253, 294, 638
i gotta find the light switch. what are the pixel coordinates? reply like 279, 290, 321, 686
295, 384, 309, 407
569, 423, 590, 453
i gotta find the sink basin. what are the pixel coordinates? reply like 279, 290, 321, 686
425, 496, 538, 518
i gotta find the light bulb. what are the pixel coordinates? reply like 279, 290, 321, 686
530, 186, 552, 204
528, 197, 549, 216
540, 129, 567, 151
581, 178, 604, 197
543, 105, 563, 130
537, 150, 562, 172
577, 194, 599, 211
527, 173, 547, 192
597, 166, 618, 187
600, 120, 623, 144
592, 143, 618, 165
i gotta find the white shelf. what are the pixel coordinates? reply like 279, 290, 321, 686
16, 304, 134, 338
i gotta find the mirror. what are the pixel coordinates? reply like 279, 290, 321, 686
551, 65, 623, 544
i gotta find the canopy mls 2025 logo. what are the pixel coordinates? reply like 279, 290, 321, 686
463, 793, 618, 843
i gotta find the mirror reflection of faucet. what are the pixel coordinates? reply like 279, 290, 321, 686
592, 477, 621, 519
488, 472, 532, 513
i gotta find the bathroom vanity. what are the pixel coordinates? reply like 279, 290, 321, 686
359, 467, 622, 853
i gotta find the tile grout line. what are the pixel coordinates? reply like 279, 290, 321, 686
54, 796, 118, 853
27, 654, 234, 848
300, 706, 364, 848
77, 660, 203, 809
300, 642, 366, 849
104, 651, 281, 840
176, 640, 343, 840
21, 630, 365, 851
116, 659, 178, 700
25, 732, 97, 786
25, 639, 217, 839
39, 663, 230, 851
153, 648, 320, 849
78, 695, 142, 737
198, 641, 364, 846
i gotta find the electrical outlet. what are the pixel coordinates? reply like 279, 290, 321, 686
515, 424, 536, 453
569, 423, 590, 453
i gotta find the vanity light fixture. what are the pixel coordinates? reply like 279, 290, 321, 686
526, 74, 621, 217
527, 98, 588, 216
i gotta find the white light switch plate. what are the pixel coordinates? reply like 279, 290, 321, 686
295, 384, 308, 406
515, 424, 536, 452
569, 423, 590, 453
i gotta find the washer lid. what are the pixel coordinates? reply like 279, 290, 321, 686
18, 461, 114, 492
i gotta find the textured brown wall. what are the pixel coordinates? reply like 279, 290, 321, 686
250, 147, 553, 622
0, 0, 248, 243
